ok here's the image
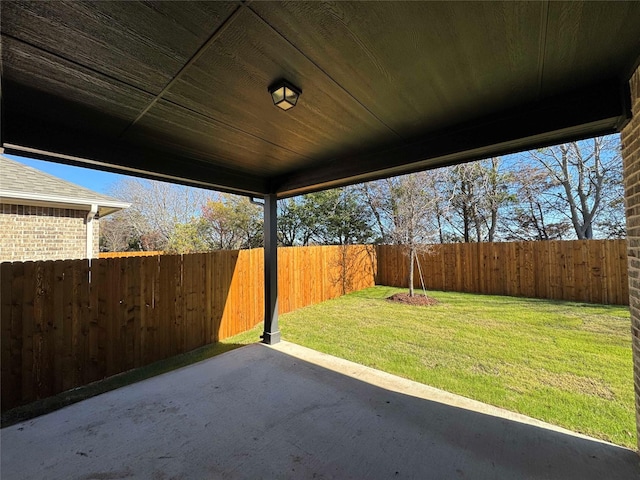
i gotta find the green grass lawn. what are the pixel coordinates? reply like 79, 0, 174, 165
273, 286, 635, 448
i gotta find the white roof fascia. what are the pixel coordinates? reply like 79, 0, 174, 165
0, 191, 130, 216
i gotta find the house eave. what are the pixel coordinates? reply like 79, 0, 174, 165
0, 192, 130, 217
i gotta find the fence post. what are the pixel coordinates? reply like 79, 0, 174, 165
262, 193, 280, 344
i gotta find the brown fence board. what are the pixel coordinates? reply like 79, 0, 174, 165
93, 259, 108, 379
10, 262, 24, 405
21, 262, 35, 404
52, 261, 64, 392
64, 261, 76, 386
1, 262, 17, 408
108, 257, 123, 377
589, 242, 604, 304
183, 253, 195, 353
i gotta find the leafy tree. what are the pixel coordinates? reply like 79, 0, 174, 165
304, 188, 374, 245
166, 221, 208, 254
278, 187, 374, 246
101, 135, 625, 255
201, 194, 263, 250
278, 197, 313, 246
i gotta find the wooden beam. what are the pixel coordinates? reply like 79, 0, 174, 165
2, 106, 268, 197
274, 79, 630, 198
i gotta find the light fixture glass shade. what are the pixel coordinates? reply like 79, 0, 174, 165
284, 86, 299, 106
269, 80, 301, 111
271, 86, 285, 105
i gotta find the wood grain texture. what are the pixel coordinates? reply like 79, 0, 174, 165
0, 245, 375, 411
128, 100, 306, 177
376, 240, 628, 305
1, 1, 238, 93
1, 262, 18, 409
542, 2, 640, 95
162, 8, 395, 167
3, 1, 639, 198
251, 1, 547, 138
2, 40, 154, 136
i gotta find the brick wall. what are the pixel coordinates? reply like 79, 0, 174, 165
0, 204, 100, 262
622, 65, 640, 451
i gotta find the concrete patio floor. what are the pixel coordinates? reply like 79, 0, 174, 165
2, 341, 639, 480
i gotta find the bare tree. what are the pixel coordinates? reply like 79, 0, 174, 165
529, 136, 621, 239
479, 158, 514, 242
100, 212, 140, 252
445, 163, 483, 242
360, 182, 391, 244
444, 159, 513, 242
106, 178, 209, 250
597, 197, 626, 239
419, 168, 450, 244
502, 164, 571, 241
364, 172, 439, 296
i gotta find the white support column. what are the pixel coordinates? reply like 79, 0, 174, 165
262, 193, 280, 344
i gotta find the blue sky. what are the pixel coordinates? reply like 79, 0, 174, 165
4, 154, 129, 195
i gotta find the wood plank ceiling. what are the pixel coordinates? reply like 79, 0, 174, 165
2, 1, 640, 197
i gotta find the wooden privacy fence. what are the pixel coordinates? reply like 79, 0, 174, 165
1, 240, 627, 411
1, 245, 376, 411
98, 251, 163, 258
376, 240, 628, 305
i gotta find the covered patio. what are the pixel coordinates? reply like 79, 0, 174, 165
2, 342, 638, 479
3, 0, 640, 473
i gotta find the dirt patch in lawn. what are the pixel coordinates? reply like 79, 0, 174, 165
387, 293, 438, 306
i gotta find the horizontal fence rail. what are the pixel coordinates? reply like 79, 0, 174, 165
1, 245, 376, 411
376, 240, 628, 305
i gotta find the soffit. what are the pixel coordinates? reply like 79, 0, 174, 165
2, 1, 639, 197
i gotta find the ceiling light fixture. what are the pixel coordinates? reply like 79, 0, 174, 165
268, 80, 301, 111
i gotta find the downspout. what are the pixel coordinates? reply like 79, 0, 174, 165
86, 204, 98, 259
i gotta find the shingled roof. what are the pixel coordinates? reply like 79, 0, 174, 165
0, 156, 129, 216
